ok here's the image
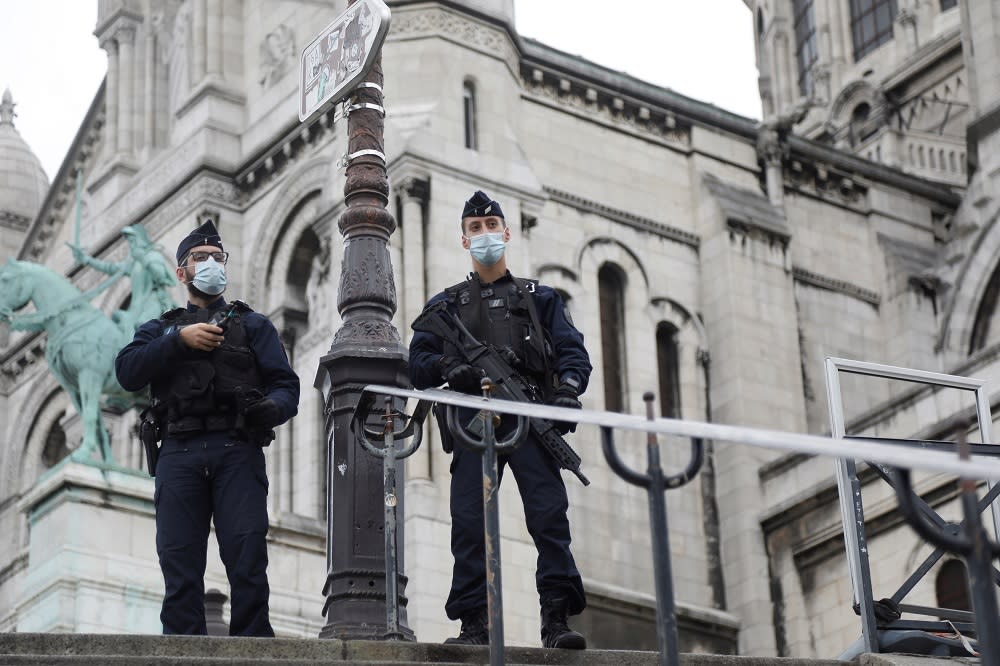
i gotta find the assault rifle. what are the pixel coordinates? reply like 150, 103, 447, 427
412, 301, 590, 486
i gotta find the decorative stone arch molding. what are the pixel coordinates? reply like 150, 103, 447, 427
938, 210, 1000, 357
577, 237, 650, 413
8, 382, 70, 497
829, 79, 883, 136
645, 296, 708, 422
248, 158, 332, 308
576, 236, 649, 292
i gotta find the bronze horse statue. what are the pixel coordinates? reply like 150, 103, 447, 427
0, 259, 138, 464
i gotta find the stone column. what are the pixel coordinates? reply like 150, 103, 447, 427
699, 177, 805, 656
398, 176, 431, 482
191, 0, 207, 85
103, 39, 119, 158
206, 0, 223, 77
316, 1, 413, 640
143, 24, 157, 152
398, 177, 429, 346
116, 24, 136, 156
961, 0, 1000, 180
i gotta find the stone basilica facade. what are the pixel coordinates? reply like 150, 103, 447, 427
0, 0, 998, 658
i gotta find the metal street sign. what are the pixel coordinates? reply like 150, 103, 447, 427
298, 0, 391, 122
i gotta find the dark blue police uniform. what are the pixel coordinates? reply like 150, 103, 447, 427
116, 297, 299, 636
409, 272, 592, 622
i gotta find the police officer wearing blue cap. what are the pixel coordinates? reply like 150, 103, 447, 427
115, 219, 299, 636
409, 191, 592, 649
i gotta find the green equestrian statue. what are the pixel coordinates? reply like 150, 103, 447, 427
0, 224, 177, 465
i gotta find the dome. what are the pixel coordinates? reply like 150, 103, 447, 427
0, 88, 49, 226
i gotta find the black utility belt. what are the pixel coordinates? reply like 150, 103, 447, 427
166, 414, 237, 437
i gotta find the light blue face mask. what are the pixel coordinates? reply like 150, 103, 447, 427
191, 257, 227, 295
468, 232, 506, 266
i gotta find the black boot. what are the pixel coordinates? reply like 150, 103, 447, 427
444, 607, 489, 645
540, 596, 586, 649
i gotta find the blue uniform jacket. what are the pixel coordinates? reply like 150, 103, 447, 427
409, 275, 592, 394
115, 298, 300, 424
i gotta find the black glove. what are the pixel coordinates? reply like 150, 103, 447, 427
244, 398, 280, 429
441, 358, 483, 392
498, 346, 522, 369
550, 382, 582, 434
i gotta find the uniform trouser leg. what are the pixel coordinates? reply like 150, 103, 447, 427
444, 446, 509, 620
445, 437, 586, 618
508, 437, 586, 614
155, 441, 212, 635
210, 443, 273, 637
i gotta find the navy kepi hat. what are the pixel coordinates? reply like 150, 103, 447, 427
176, 220, 224, 264
462, 190, 504, 219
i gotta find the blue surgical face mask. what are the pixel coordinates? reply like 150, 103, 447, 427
191, 257, 227, 295
468, 232, 506, 266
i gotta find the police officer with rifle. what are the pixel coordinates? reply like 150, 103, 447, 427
409, 191, 592, 649
116, 220, 299, 636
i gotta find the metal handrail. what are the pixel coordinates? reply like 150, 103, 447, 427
354, 382, 1000, 661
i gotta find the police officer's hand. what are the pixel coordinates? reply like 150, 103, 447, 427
498, 346, 522, 369
444, 362, 484, 392
179, 323, 225, 351
244, 398, 281, 429
551, 382, 582, 434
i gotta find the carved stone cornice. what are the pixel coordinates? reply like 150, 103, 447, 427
236, 106, 339, 195
544, 186, 699, 248
522, 68, 690, 149
784, 158, 868, 210
0, 334, 46, 391
792, 266, 881, 306
398, 176, 430, 204
388, 5, 519, 78
0, 211, 30, 232
96, 9, 143, 47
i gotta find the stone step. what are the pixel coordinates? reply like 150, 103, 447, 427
0, 634, 661, 666
0, 633, 878, 666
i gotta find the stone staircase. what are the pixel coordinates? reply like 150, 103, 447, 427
0, 634, 974, 665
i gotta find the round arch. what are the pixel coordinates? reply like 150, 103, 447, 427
938, 210, 1000, 357
248, 158, 332, 306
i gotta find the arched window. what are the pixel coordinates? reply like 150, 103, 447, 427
850, 0, 898, 62
757, 9, 765, 37
936, 559, 971, 612
41, 421, 69, 468
463, 80, 478, 150
793, 0, 818, 97
598, 264, 627, 412
656, 322, 681, 419
850, 102, 871, 146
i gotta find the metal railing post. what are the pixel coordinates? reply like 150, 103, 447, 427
444, 378, 528, 666
601, 392, 704, 666
351, 395, 430, 639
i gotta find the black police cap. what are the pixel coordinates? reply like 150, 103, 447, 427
176, 220, 224, 264
461, 190, 504, 219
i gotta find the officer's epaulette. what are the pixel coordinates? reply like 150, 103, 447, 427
160, 307, 186, 321
230, 299, 254, 313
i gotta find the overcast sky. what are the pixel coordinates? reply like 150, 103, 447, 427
1, 1, 761, 181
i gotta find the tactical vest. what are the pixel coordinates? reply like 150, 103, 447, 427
444, 274, 553, 393
151, 303, 264, 437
